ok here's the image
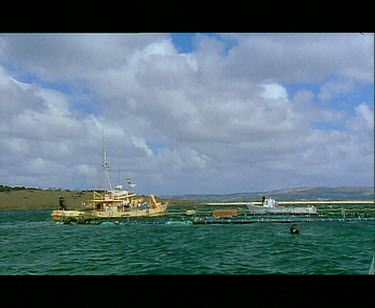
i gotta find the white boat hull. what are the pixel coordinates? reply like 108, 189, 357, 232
247, 204, 317, 215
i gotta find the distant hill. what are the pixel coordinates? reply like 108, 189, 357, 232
0, 188, 156, 210
0, 185, 373, 210
0, 189, 92, 210
166, 186, 374, 202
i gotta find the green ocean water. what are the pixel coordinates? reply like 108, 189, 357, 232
0, 208, 374, 275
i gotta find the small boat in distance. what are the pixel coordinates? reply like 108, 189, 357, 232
51, 150, 168, 224
247, 196, 317, 215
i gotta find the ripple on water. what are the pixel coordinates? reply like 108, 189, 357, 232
1, 211, 374, 275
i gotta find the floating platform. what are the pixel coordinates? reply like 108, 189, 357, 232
56, 215, 375, 225
54, 202, 374, 225
206, 200, 374, 206
191, 216, 375, 224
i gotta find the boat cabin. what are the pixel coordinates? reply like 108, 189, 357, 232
262, 197, 278, 208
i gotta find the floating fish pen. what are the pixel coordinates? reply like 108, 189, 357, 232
316, 206, 375, 217
191, 216, 375, 225
55, 204, 374, 225
189, 205, 375, 224
56, 217, 194, 226
56, 215, 172, 225
56, 215, 375, 225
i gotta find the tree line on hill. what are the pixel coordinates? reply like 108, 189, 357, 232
0, 184, 104, 193
0, 185, 32, 192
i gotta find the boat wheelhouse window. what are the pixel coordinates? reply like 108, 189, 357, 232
95, 203, 102, 210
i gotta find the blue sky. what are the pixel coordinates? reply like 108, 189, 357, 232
171, 33, 196, 53
0, 33, 373, 195
171, 33, 237, 55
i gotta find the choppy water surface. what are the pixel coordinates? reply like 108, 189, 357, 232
0, 209, 374, 275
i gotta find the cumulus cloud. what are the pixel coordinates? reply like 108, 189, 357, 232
355, 103, 373, 130
75, 164, 97, 177
131, 136, 153, 158
0, 33, 373, 194
0, 33, 169, 82
260, 83, 289, 100
221, 33, 374, 83
318, 79, 356, 103
0, 66, 46, 121
347, 102, 374, 135
26, 158, 65, 175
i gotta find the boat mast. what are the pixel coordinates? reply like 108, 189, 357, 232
103, 149, 112, 194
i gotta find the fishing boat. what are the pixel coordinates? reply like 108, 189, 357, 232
247, 196, 317, 215
51, 150, 168, 223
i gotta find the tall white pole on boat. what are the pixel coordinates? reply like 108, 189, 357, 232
102, 149, 112, 193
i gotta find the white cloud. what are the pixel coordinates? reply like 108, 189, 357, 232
353, 103, 374, 131
0, 33, 373, 194
143, 39, 176, 58
260, 83, 288, 100
131, 136, 153, 158
0, 66, 46, 121
0, 33, 169, 82
222, 33, 374, 83
26, 158, 66, 175
346, 102, 374, 135
318, 79, 356, 103
75, 164, 97, 177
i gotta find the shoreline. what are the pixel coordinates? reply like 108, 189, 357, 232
1, 188, 374, 211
